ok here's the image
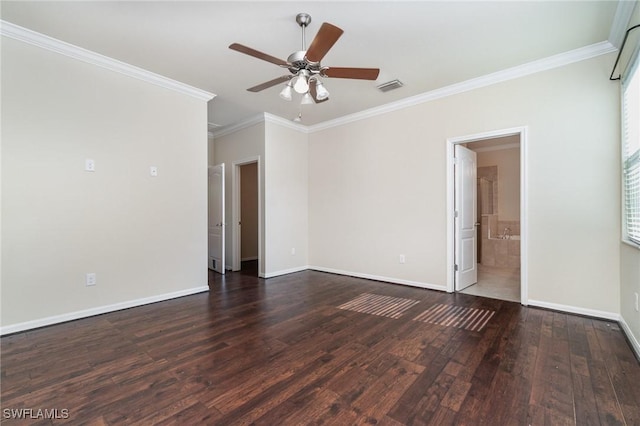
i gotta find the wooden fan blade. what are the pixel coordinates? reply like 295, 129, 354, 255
229, 43, 289, 67
323, 67, 380, 80
247, 75, 292, 92
305, 23, 344, 63
309, 81, 329, 103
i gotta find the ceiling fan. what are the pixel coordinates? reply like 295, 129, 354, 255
229, 13, 380, 105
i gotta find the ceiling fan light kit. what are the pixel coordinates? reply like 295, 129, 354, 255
229, 12, 380, 118
315, 80, 329, 100
301, 92, 314, 105
293, 69, 310, 94
279, 81, 293, 101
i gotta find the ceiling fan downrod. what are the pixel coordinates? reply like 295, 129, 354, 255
296, 13, 312, 51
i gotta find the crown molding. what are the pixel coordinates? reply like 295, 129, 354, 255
264, 112, 309, 133
211, 113, 265, 139
608, 0, 637, 48
211, 112, 309, 138
0, 20, 215, 102
307, 41, 617, 133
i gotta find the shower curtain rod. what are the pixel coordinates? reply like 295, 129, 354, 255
610, 24, 640, 81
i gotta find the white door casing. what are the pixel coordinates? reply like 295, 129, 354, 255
209, 163, 225, 274
232, 157, 261, 274
454, 145, 478, 290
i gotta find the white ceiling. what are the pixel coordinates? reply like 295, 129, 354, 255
0, 1, 621, 128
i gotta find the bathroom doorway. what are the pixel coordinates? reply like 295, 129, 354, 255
447, 128, 527, 305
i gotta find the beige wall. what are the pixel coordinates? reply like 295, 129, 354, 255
309, 53, 621, 315
1, 37, 209, 330
475, 147, 520, 221
213, 119, 308, 277
240, 162, 258, 260
208, 135, 215, 166
264, 121, 309, 275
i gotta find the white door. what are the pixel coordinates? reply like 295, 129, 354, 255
208, 164, 225, 274
454, 145, 477, 290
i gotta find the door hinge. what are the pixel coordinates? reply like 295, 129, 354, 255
454, 264, 459, 271
454, 211, 459, 218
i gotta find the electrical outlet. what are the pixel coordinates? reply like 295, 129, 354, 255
635, 292, 639, 312
399, 254, 405, 264
86, 273, 96, 286
85, 159, 95, 172
291, 247, 296, 255
150, 166, 158, 177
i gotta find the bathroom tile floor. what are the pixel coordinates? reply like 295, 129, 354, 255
459, 264, 520, 303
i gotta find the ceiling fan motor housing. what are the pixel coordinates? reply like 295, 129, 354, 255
287, 51, 323, 76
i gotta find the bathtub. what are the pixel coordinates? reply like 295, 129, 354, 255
482, 235, 520, 268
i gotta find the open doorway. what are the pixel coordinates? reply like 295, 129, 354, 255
239, 162, 258, 273
232, 158, 261, 275
447, 128, 528, 305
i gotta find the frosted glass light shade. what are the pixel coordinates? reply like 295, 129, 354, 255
279, 83, 292, 101
293, 75, 309, 94
315, 81, 329, 100
301, 92, 314, 105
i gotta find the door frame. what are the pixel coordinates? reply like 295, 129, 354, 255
446, 126, 528, 305
231, 156, 262, 274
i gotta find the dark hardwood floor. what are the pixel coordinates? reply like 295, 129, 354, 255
2, 262, 639, 425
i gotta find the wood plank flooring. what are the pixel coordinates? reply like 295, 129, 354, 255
2, 263, 639, 425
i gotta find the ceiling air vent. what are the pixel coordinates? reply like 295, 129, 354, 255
377, 79, 404, 92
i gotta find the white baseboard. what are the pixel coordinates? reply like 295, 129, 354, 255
0, 286, 210, 336
308, 265, 447, 292
619, 315, 640, 361
527, 299, 620, 321
241, 256, 258, 261
263, 265, 310, 278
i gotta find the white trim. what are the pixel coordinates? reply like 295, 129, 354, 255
308, 266, 446, 292
619, 315, 640, 361
0, 286, 209, 336
264, 113, 309, 133
0, 20, 215, 102
263, 265, 310, 278
446, 127, 529, 306
213, 113, 308, 139
608, 0, 637, 49
307, 42, 615, 133
528, 299, 620, 322
622, 238, 640, 250
212, 114, 265, 139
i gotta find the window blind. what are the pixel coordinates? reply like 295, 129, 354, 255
622, 53, 640, 245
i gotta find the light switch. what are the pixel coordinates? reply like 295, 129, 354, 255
150, 166, 158, 177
